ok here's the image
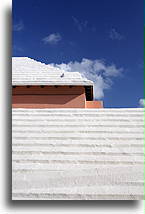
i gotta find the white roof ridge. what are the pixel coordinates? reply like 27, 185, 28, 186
12, 57, 93, 86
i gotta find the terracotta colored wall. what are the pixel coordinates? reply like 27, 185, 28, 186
86, 101, 103, 108
12, 86, 103, 108
12, 86, 85, 108
12, 86, 85, 95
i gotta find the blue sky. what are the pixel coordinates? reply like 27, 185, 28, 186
12, 0, 143, 108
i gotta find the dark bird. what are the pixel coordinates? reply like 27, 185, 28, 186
60, 73, 64, 78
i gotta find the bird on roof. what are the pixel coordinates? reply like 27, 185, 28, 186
60, 73, 64, 78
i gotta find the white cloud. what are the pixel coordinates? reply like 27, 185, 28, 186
109, 28, 124, 40
138, 99, 144, 107
50, 58, 123, 99
72, 16, 88, 32
13, 21, 24, 31
42, 33, 61, 44
72, 16, 96, 33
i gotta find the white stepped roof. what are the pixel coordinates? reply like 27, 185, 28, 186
12, 108, 144, 200
12, 57, 93, 86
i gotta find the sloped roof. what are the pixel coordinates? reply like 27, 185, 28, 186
12, 57, 93, 86
12, 108, 144, 200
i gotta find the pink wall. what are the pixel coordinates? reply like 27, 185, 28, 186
12, 86, 103, 108
12, 94, 85, 108
12, 86, 86, 108
86, 101, 103, 108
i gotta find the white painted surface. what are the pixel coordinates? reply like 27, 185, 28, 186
12, 108, 144, 200
12, 57, 93, 86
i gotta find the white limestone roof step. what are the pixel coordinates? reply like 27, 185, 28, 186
12, 107, 144, 111
12, 108, 144, 200
12, 145, 143, 153
12, 57, 93, 86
